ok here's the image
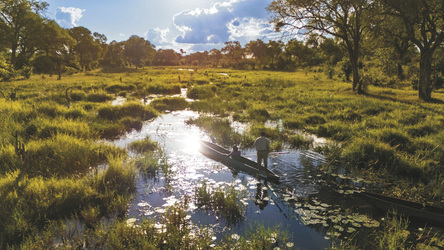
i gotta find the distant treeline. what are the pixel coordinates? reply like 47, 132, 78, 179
1, 0, 443, 95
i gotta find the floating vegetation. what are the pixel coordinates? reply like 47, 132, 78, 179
194, 180, 246, 225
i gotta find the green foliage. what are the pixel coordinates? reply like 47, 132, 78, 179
145, 82, 181, 95
187, 85, 216, 99
128, 137, 158, 154
86, 92, 113, 102
150, 97, 189, 111
220, 224, 292, 249
97, 101, 158, 120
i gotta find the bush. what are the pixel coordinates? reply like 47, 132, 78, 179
20, 66, 33, 79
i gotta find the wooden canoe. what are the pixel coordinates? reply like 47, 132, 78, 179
356, 191, 444, 226
200, 140, 280, 182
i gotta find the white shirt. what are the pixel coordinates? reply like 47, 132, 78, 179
254, 136, 269, 151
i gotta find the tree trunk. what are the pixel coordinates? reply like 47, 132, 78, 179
418, 49, 433, 101
397, 62, 404, 80
350, 53, 361, 93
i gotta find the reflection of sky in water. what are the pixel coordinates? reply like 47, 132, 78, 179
114, 110, 384, 249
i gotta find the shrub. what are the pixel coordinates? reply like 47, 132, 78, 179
20, 66, 33, 79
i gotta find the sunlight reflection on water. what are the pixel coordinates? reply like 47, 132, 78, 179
115, 109, 395, 249
118, 110, 338, 249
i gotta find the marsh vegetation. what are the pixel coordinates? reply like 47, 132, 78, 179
0, 67, 443, 248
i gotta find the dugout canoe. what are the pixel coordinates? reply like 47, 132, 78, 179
200, 140, 280, 182
356, 191, 444, 226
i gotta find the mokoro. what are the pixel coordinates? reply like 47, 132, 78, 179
200, 140, 280, 182
356, 191, 444, 226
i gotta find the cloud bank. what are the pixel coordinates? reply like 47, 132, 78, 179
56, 7, 85, 28
172, 0, 276, 46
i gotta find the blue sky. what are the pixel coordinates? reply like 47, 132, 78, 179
41, 0, 281, 53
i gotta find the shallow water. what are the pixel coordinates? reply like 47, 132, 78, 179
113, 110, 386, 249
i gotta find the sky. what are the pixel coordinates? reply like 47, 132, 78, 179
41, 0, 284, 53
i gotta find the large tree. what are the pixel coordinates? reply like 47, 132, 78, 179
123, 35, 156, 68
35, 19, 75, 78
380, 0, 444, 101
0, 0, 48, 68
69, 26, 102, 71
221, 41, 244, 65
268, 0, 373, 92
101, 40, 125, 68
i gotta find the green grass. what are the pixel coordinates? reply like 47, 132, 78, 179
1, 67, 444, 248
128, 136, 158, 154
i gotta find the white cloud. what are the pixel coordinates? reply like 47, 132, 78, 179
172, 0, 275, 46
228, 17, 277, 43
55, 7, 85, 28
146, 28, 170, 46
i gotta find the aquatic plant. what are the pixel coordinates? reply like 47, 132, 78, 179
150, 96, 189, 111
218, 224, 293, 249
128, 137, 158, 154
186, 116, 242, 145
194, 180, 246, 225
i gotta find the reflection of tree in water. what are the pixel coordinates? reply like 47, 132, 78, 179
254, 181, 269, 210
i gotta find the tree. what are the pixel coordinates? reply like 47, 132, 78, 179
0, 0, 48, 69
34, 19, 75, 78
101, 40, 125, 68
69, 26, 102, 71
154, 49, 179, 66
379, 0, 444, 101
268, 0, 374, 93
124, 35, 156, 68
209, 49, 222, 67
246, 39, 268, 68
266, 40, 284, 69
221, 41, 244, 65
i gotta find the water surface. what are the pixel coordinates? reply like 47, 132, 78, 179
113, 110, 383, 249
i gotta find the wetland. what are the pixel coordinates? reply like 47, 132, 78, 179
1, 67, 443, 249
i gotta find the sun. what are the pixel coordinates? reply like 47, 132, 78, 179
180, 132, 203, 155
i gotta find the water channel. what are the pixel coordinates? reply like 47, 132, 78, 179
110, 105, 392, 249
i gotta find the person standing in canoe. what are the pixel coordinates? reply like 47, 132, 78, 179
254, 132, 270, 169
